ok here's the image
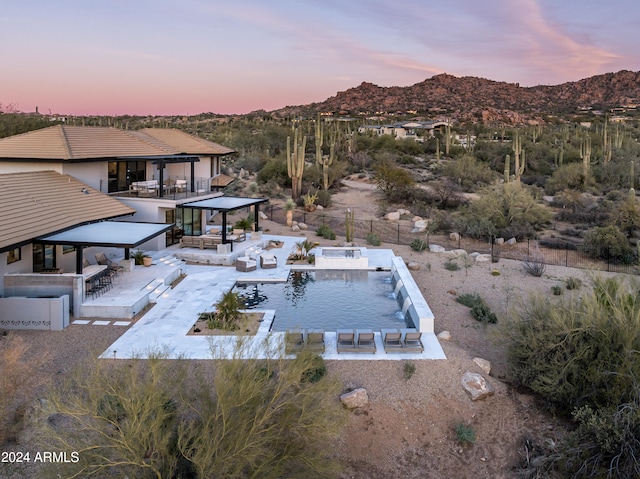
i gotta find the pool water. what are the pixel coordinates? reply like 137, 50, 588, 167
233, 270, 413, 332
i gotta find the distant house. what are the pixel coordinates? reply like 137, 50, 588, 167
0, 126, 236, 249
357, 120, 449, 141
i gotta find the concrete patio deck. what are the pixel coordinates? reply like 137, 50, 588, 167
100, 235, 446, 361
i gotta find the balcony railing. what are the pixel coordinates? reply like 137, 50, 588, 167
105, 177, 221, 201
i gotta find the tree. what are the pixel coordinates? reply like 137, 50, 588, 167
373, 157, 414, 198
430, 178, 463, 209
38, 345, 345, 479
583, 225, 634, 261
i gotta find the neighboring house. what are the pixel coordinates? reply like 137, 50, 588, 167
0, 170, 135, 293
357, 120, 449, 141
0, 125, 236, 250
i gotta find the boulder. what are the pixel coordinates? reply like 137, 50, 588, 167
384, 211, 400, 221
472, 357, 491, 375
340, 388, 369, 409
398, 209, 411, 216
449, 232, 460, 242
461, 371, 494, 401
475, 254, 492, 263
412, 216, 423, 223
506, 237, 517, 245
298, 222, 308, 230
291, 224, 300, 232
407, 261, 420, 271
494, 237, 504, 245
316, 204, 324, 210
469, 252, 480, 258
429, 244, 446, 253
437, 330, 451, 341
447, 249, 468, 258
259, 211, 268, 220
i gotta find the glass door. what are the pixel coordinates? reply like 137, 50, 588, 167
33, 244, 56, 272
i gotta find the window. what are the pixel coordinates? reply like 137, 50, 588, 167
7, 247, 21, 264
108, 160, 147, 193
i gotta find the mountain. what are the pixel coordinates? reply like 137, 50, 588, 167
271, 70, 640, 123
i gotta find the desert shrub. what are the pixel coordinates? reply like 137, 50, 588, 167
551, 285, 563, 295
538, 238, 578, 250
565, 277, 582, 290
40, 346, 345, 479
315, 189, 332, 208
504, 277, 640, 477
583, 225, 634, 262
366, 232, 381, 246
373, 157, 415, 198
456, 293, 484, 308
403, 361, 416, 380
410, 239, 428, 252
256, 157, 289, 187
471, 303, 497, 323
444, 259, 460, 271
545, 163, 585, 194
442, 155, 496, 192
454, 423, 476, 445
316, 224, 336, 240
300, 352, 327, 383
455, 216, 496, 240
522, 247, 546, 277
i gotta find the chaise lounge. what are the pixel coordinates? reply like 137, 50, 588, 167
402, 329, 424, 353
382, 329, 404, 353
336, 329, 356, 353
306, 329, 325, 353
355, 329, 377, 353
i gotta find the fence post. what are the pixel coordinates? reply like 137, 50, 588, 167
397, 224, 400, 244
370, 220, 373, 233
565, 246, 568, 267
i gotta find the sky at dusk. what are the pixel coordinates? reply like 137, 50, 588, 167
1, 0, 638, 116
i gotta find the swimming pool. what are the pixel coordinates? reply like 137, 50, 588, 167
233, 270, 414, 332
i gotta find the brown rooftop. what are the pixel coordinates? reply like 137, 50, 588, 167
0, 125, 235, 161
0, 171, 135, 252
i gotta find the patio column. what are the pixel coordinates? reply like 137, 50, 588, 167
157, 160, 165, 198
190, 163, 195, 193
221, 211, 228, 244
75, 246, 83, 274
254, 205, 260, 231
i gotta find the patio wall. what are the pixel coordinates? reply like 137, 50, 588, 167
0, 295, 69, 330
390, 256, 434, 333
4, 273, 82, 315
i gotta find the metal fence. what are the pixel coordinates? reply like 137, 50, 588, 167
263, 205, 640, 275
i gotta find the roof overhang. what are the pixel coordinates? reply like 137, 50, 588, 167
36, 221, 173, 248
181, 196, 269, 212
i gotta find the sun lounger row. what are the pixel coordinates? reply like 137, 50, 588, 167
381, 329, 424, 353
285, 329, 325, 353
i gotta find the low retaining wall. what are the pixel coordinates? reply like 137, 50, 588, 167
390, 257, 434, 333
315, 247, 369, 269
0, 295, 70, 330
4, 273, 82, 314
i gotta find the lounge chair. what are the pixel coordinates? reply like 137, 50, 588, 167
232, 228, 246, 242
95, 252, 124, 276
402, 329, 424, 353
236, 256, 257, 272
356, 330, 377, 353
382, 329, 403, 353
336, 329, 355, 353
260, 254, 277, 269
285, 330, 305, 354
82, 258, 91, 268
306, 329, 325, 353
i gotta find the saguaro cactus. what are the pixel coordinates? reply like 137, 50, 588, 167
287, 127, 307, 200
316, 115, 335, 191
504, 154, 511, 183
512, 130, 525, 183
345, 208, 355, 243
630, 160, 636, 199
580, 134, 592, 189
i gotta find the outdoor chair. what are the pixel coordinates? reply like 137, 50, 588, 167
82, 258, 91, 268
382, 329, 403, 353
95, 252, 124, 276
232, 228, 246, 242
355, 330, 377, 353
336, 329, 356, 353
285, 330, 305, 354
236, 256, 257, 272
306, 329, 325, 353
402, 330, 424, 353
260, 254, 277, 269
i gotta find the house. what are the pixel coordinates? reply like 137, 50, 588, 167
0, 126, 236, 250
357, 120, 449, 141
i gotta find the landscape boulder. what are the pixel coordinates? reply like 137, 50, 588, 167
412, 215, 423, 223
475, 254, 492, 263
384, 211, 401, 221
449, 232, 460, 242
259, 211, 268, 220
407, 261, 421, 271
412, 219, 428, 233
461, 371, 494, 401
494, 237, 504, 245
472, 357, 491, 375
429, 244, 446, 253
340, 388, 369, 409
506, 237, 517, 245
437, 330, 451, 341
291, 224, 300, 232
298, 222, 308, 230
316, 204, 324, 211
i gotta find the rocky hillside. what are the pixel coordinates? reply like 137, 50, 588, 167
272, 70, 640, 123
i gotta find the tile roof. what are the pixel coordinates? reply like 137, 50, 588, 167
0, 125, 235, 160
0, 171, 135, 252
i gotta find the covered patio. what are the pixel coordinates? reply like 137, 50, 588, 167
180, 196, 269, 248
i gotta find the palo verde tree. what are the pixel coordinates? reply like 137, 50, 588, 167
37, 343, 345, 479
